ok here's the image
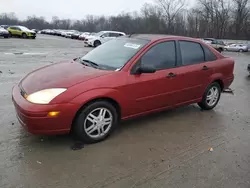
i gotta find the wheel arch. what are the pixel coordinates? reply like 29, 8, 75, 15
208, 73, 224, 90
71, 97, 121, 130
213, 79, 224, 90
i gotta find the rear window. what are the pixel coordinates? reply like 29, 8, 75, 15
202, 45, 217, 61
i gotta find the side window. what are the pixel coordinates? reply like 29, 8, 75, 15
110, 33, 119, 37
202, 45, 217, 61
179, 41, 205, 65
101, 33, 110, 37
140, 41, 176, 70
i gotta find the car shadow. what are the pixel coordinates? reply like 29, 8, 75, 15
18, 104, 218, 150
112, 104, 216, 138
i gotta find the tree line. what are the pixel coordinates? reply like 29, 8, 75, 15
0, 0, 249, 39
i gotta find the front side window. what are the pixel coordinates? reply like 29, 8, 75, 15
179, 41, 205, 65
140, 41, 176, 70
101, 33, 110, 37
109, 33, 120, 37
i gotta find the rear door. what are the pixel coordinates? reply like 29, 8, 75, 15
170, 40, 215, 104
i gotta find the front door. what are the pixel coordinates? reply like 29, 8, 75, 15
100, 33, 112, 43
124, 41, 180, 116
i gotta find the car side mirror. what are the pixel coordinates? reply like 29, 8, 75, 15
133, 65, 156, 74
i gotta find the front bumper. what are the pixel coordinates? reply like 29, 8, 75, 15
0, 32, 9, 37
12, 85, 80, 135
27, 33, 36, 37
84, 40, 94, 46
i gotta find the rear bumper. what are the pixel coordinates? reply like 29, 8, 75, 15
223, 75, 234, 89
12, 85, 80, 135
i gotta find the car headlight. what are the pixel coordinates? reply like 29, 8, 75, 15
26, 88, 67, 104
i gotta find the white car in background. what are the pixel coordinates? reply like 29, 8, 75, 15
0, 27, 9, 38
79, 32, 90, 40
84, 31, 126, 47
224, 44, 248, 52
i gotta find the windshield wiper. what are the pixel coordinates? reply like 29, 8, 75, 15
81, 59, 99, 68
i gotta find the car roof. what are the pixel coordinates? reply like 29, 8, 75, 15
102, 31, 125, 34
126, 34, 199, 42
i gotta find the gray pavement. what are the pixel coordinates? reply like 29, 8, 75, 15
0, 35, 250, 188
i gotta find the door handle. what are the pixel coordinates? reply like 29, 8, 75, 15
202, 65, 209, 70
167, 72, 177, 78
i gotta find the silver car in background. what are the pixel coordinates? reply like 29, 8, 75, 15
224, 44, 248, 52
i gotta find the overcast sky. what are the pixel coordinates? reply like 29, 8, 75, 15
0, 0, 155, 21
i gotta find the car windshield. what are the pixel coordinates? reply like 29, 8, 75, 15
80, 38, 149, 70
19, 26, 30, 31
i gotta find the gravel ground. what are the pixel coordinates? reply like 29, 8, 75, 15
0, 35, 250, 188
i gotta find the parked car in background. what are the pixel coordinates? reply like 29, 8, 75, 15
32, 29, 38, 33
210, 40, 226, 53
8, 26, 36, 39
64, 30, 77, 38
79, 32, 90, 40
12, 34, 234, 143
84, 31, 126, 47
224, 44, 248, 52
202, 38, 215, 44
202, 38, 225, 53
0, 27, 9, 38
0, 25, 9, 29
71, 31, 82, 39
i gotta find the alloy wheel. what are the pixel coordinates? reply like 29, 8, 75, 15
84, 108, 113, 139
206, 86, 219, 107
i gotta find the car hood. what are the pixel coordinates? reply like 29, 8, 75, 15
23, 29, 35, 33
86, 36, 97, 40
0, 28, 8, 32
20, 61, 112, 94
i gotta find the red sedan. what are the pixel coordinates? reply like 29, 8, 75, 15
12, 34, 234, 143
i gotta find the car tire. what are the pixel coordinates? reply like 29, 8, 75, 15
94, 40, 101, 47
239, 49, 243, 52
198, 82, 221, 110
4, 36, 8, 38
9, 32, 12, 37
22, 33, 27, 39
73, 101, 119, 144
32, 36, 36, 39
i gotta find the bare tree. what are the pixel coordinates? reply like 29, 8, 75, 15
233, 0, 250, 36
155, 0, 186, 33
0, 0, 250, 39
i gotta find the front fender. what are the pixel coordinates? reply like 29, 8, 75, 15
69, 88, 128, 114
